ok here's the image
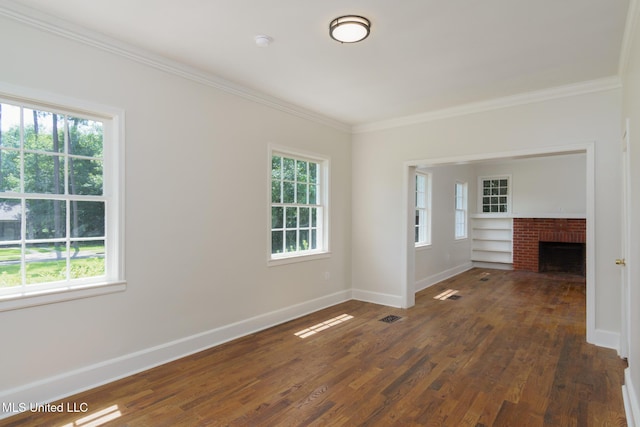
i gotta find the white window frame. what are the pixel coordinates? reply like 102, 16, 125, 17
268, 145, 329, 266
455, 181, 468, 239
478, 175, 511, 214
0, 85, 125, 312
415, 171, 432, 247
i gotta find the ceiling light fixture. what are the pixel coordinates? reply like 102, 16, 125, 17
329, 15, 371, 43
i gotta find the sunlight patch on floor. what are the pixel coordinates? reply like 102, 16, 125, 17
434, 289, 459, 300
295, 314, 354, 338
61, 404, 122, 427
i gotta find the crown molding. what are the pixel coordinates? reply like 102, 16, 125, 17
0, 0, 352, 133
619, 0, 639, 76
352, 76, 622, 134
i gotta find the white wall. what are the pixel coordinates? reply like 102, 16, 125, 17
352, 89, 622, 342
0, 16, 351, 406
622, 1, 640, 422
414, 164, 475, 291
473, 154, 587, 216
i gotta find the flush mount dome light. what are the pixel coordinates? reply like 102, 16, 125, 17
329, 15, 371, 43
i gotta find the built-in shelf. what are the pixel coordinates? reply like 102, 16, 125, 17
471, 217, 513, 266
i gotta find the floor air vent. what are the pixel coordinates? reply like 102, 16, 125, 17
447, 295, 461, 300
380, 315, 401, 323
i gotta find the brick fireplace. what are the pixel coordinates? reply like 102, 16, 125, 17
512, 218, 586, 273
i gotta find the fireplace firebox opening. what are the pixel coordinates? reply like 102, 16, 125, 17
538, 241, 586, 276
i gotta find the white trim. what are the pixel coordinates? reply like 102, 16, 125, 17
477, 175, 511, 214
591, 328, 620, 351
620, 0, 640, 77
0, 0, 350, 133
0, 289, 352, 420
353, 77, 622, 134
623, 368, 639, 427
267, 145, 330, 265
0, 281, 126, 312
0, 82, 126, 308
415, 262, 473, 293
351, 288, 404, 308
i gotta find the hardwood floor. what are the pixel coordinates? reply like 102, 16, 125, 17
3, 268, 628, 426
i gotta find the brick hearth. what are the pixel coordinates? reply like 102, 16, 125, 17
512, 218, 586, 272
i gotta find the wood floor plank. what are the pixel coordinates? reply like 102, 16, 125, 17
1, 269, 628, 426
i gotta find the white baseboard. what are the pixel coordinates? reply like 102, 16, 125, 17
415, 262, 474, 293
624, 368, 639, 427
0, 289, 351, 421
590, 328, 620, 351
351, 288, 403, 308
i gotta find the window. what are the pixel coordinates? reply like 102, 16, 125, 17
270, 148, 327, 261
480, 176, 510, 213
415, 172, 431, 246
0, 94, 124, 309
455, 181, 468, 239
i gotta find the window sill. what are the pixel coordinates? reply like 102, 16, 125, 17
268, 251, 331, 267
415, 244, 432, 251
0, 281, 127, 312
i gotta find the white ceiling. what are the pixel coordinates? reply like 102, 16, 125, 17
5, 0, 631, 127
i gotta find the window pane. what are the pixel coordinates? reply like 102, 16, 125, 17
416, 175, 425, 192
309, 163, 318, 184
309, 184, 317, 204
285, 230, 297, 252
300, 207, 309, 227
271, 156, 282, 179
26, 199, 66, 239
283, 182, 295, 203
67, 117, 103, 157
500, 179, 508, 186
0, 103, 21, 148
23, 110, 64, 153
500, 187, 507, 195
70, 201, 104, 238
0, 244, 21, 288
271, 231, 283, 254
297, 183, 307, 204
25, 243, 66, 285
69, 158, 103, 195
271, 181, 281, 203
296, 160, 308, 182
0, 199, 22, 241
0, 150, 20, 192
415, 226, 419, 243
70, 241, 105, 279
311, 229, 317, 249
300, 230, 309, 250
286, 207, 297, 228
311, 208, 317, 227
24, 153, 65, 194
283, 157, 295, 180
272, 207, 283, 229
